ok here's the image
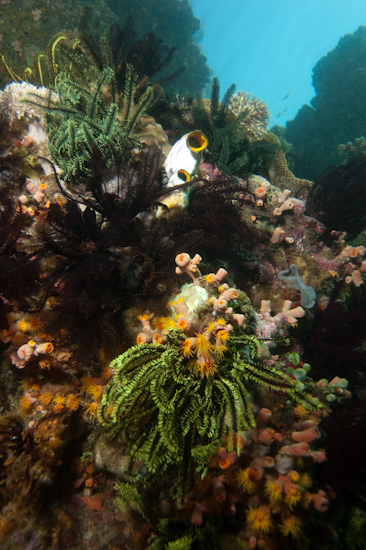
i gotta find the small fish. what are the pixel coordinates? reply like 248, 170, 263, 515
283, 93, 290, 101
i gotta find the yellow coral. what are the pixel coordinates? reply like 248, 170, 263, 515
265, 479, 283, 505
301, 491, 313, 509
216, 329, 230, 343
87, 384, 102, 402
39, 392, 53, 406
293, 404, 309, 419
194, 333, 213, 359
191, 359, 217, 378
177, 318, 188, 331
213, 343, 227, 358
204, 274, 216, 284
299, 472, 312, 490
48, 435, 63, 449
152, 333, 164, 345
246, 506, 273, 535
84, 401, 99, 418
289, 470, 300, 483
153, 316, 175, 331
137, 313, 150, 321
20, 396, 32, 413
284, 487, 302, 509
65, 394, 81, 411
79, 377, 102, 401
80, 376, 94, 394
180, 338, 194, 358
237, 467, 258, 494
168, 296, 184, 308
279, 516, 303, 538
18, 319, 28, 332
44, 342, 54, 353
53, 394, 66, 412
54, 395, 66, 406
136, 333, 147, 345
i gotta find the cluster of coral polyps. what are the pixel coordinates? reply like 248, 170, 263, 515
243, 174, 307, 246
130, 254, 345, 535
129, 253, 352, 548
135, 252, 309, 363
235, 171, 366, 308
1, 312, 55, 370
185, 402, 333, 547
0, 380, 80, 534
135, 252, 247, 377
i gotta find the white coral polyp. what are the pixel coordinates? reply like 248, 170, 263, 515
0, 81, 54, 120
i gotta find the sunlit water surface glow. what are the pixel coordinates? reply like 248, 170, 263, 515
189, 0, 366, 127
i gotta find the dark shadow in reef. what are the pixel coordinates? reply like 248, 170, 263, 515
285, 25, 366, 181
306, 155, 366, 238
34, 148, 255, 362
301, 282, 366, 383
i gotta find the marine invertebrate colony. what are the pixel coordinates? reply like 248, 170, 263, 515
98, 254, 315, 500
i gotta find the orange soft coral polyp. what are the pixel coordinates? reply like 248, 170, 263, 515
194, 333, 214, 360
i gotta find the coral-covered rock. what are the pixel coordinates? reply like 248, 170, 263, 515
285, 25, 366, 180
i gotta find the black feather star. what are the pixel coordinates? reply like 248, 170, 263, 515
35, 146, 177, 361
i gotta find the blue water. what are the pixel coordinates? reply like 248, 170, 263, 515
189, 0, 366, 127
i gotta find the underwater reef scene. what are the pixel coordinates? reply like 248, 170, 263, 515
1, 5, 366, 550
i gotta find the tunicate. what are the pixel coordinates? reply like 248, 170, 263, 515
336, 377, 349, 389
293, 368, 307, 381
279, 264, 316, 308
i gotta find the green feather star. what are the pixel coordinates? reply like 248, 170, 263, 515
98, 329, 315, 500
